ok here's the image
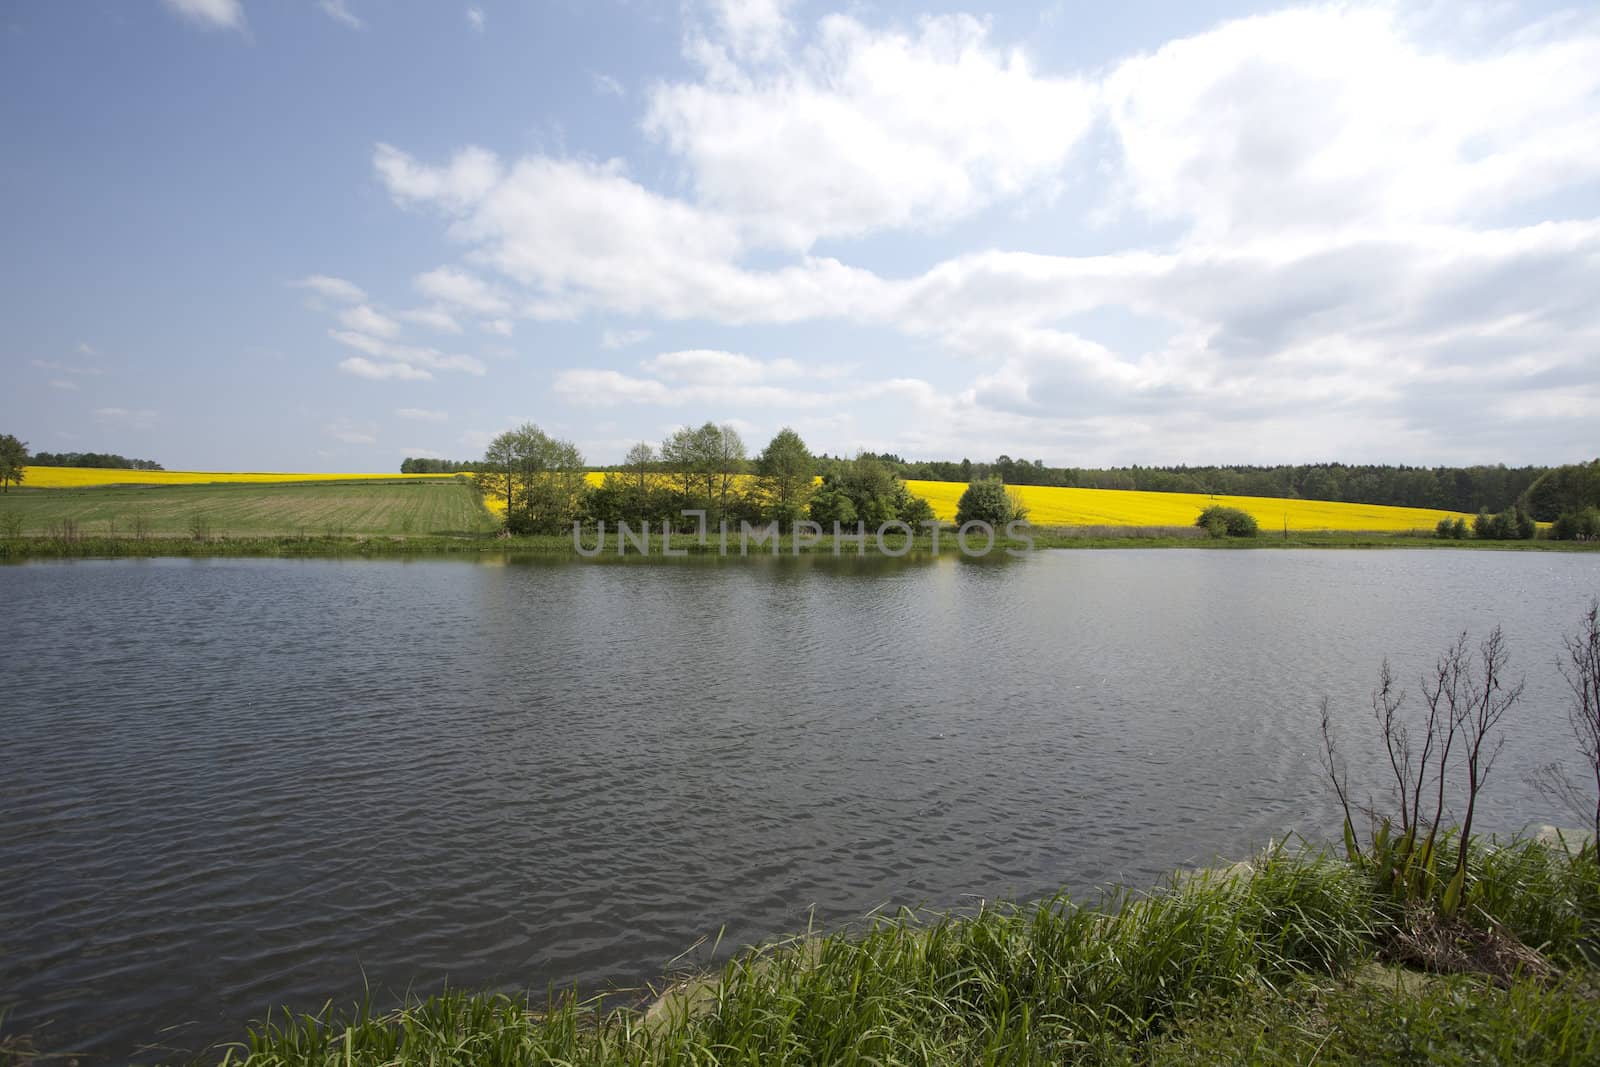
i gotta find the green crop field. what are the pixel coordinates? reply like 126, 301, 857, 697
0, 479, 496, 538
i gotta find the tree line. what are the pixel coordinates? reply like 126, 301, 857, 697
27, 450, 164, 470
851, 454, 1548, 515
399, 457, 476, 473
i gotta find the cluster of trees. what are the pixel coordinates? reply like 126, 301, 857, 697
399, 457, 475, 474
478, 422, 938, 534
852, 454, 1547, 514
27, 450, 163, 470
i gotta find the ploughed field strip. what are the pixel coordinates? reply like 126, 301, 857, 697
0, 477, 495, 537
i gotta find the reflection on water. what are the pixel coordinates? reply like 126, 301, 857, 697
2, 550, 1597, 1062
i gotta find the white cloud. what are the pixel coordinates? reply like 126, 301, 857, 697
641, 349, 801, 384
593, 73, 625, 97
319, 0, 362, 30
49, 379, 78, 391
161, 0, 245, 32
376, 142, 502, 212
376, 145, 888, 322
329, 330, 486, 375
398, 306, 464, 334
75, 342, 96, 355
648, 11, 1096, 248
1101, 6, 1600, 241
338, 357, 433, 381
702, 0, 796, 63
600, 327, 652, 349
412, 265, 512, 315
338, 304, 402, 338
291, 274, 367, 303
482, 318, 514, 337
395, 407, 448, 422
555, 351, 834, 409
466, 6, 485, 32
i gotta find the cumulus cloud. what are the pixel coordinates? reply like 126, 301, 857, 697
466, 6, 485, 32
600, 327, 652, 349
395, 407, 448, 422
555, 351, 837, 409
650, 10, 1096, 249
318, 2, 1600, 462
397, 306, 463, 334
161, 0, 245, 32
338, 304, 402, 338
1101, 6, 1600, 241
329, 330, 486, 375
338, 357, 433, 381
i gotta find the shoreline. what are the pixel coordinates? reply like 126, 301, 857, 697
3, 530, 1597, 561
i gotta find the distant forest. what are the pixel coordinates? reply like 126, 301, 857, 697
399, 457, 475, 474
29, 451, 164, 470
835, 455, 1547, 515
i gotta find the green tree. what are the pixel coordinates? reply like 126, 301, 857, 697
476, 424, 585, 533
0, 433, 29, 493
756, 427, 814, 528
475, 431, 519, 527
660, 426, 703, 512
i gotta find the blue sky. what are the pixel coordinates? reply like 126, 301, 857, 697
2, 0, 1597, 471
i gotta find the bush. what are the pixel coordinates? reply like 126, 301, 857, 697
1196, 505, 1259, 538
1434, 516, 1469, 539
1551, 507, 1600, 541
955, 479, 1024, 527
1473, 506, 1536, 540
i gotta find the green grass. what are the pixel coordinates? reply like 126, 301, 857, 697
0, 479, 496, 539
106, 837, 1587, 1066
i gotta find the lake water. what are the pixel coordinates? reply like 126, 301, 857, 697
3, 550, 1598, 1061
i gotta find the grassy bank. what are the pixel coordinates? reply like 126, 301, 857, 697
68, 834, 1586, 1065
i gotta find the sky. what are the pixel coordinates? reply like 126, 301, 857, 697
1, 0, 1597, 472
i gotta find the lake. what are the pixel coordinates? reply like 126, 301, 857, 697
3, 550, 1598, 1062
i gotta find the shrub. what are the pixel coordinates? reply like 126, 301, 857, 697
1196, 505, 1259, 538
1551, 507, 1600, 541
955, 479, 1023, 527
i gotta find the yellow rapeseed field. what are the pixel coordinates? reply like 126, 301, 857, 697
21, 467, 462, 488
45, 464, 1461, 533
904, 481, 1472, 532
